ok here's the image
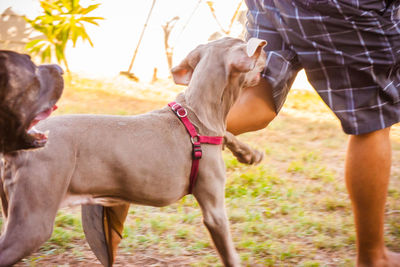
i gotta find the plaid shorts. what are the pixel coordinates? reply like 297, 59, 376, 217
246, 0, 400, 134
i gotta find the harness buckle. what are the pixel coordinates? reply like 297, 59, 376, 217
171, 103, 181, 111
171, 103, 187, 118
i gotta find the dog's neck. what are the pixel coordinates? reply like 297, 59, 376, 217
182, 60, 242, 136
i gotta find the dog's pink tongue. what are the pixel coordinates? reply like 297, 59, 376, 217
29, 105, 58, 129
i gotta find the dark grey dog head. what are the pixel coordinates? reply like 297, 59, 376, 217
0, 50, 64, 153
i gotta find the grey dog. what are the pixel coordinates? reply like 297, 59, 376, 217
0, 37, 266, 267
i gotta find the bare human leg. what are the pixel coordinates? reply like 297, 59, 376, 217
346, 128, 400, 267
227, 77, 400, 266
227, 77, 276, 135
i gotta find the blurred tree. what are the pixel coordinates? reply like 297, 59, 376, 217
206, 0, 243, 39
162, 0, 202, 73
121, 0, 157, 81
25, 0, 104, 73
162, 16, 179, 71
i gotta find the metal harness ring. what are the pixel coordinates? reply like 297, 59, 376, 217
190, 136, 200, 144
172, 103, 187, 118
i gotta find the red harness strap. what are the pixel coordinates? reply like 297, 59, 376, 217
168, 102, 223, 194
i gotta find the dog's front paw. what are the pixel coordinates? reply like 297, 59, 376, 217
224, 132, 264, 165
250, 148, 264, 165
232, 146, 264, 165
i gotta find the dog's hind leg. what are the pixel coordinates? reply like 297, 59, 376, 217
194, 168, 240, 267
0, 168, 61, 267
102, 204, 129, 264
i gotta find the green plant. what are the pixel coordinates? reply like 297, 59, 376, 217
25, 0, 104, 72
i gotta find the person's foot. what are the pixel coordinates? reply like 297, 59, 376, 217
358, 249, 400, 267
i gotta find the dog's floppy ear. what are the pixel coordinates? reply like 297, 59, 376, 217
171, 49, 201, 85
171, 60, 193, 86
229, 38, 267, 73
0, 54, 9, 101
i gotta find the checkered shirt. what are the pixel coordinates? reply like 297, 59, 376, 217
246, 0, 400, 134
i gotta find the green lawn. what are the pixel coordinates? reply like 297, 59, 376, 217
8, 75, 400, 266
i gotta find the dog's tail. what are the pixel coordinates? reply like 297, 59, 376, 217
82, 204, 129, 267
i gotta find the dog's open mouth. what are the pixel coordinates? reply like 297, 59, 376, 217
26, 105, 58, 147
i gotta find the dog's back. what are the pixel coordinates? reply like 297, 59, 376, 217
24, 109, 201, 206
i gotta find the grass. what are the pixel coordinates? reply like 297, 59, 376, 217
5, 74, 400, 266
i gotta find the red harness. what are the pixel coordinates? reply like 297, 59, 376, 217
168, 102, 223, 194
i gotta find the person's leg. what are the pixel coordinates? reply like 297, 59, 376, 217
227, 77, 277, 135
345, 127, 400, 266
